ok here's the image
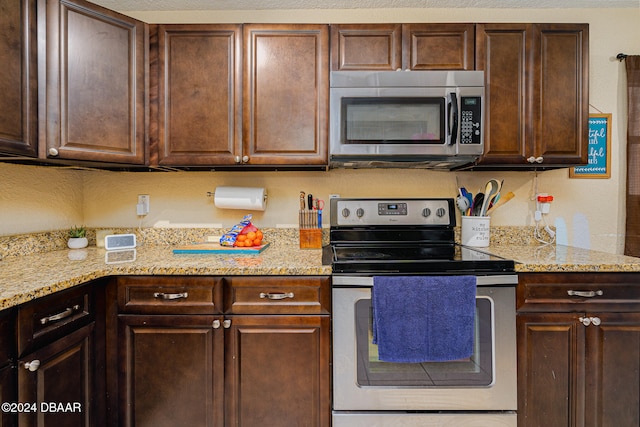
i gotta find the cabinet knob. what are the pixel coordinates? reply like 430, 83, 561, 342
579, 316, 602, 327
223, 319, 231, 329
213, 320, 221, 329
48, 147, 59, 157
526, 156, 544, 164
234, 156, 241, 163
24, 360, 40, 372
242, 155, 249, 163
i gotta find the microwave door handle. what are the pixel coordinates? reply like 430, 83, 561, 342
448, 92, 459, 145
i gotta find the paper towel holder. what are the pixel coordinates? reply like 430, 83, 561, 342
206, 189, 268, 202
206, 186, 268, 209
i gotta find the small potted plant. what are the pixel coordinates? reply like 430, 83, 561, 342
67, 225, 88, 249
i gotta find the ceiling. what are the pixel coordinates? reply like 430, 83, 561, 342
87, 0, 640, 11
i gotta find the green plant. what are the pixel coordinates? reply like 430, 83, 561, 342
68, 225, 87, 238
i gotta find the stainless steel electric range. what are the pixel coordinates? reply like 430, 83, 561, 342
325, 197, 518, 427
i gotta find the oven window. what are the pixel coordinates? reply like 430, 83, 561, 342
342, 97, 445, 144
355, 297, 493, 387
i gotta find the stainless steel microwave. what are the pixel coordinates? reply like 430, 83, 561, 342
329, 70, 485, 170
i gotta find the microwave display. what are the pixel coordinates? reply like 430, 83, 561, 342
343, 98, 445, 144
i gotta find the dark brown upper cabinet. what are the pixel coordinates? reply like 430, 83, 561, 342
242, 24, 329, 167
153, 24, 328, 168
154, 24, 242, 166
330, 23, 475, 71
476, 23, 589, 167
39, 0, 148, 165
0, 0, 38, 157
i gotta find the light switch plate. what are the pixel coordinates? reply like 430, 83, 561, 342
104, 234, 136, 251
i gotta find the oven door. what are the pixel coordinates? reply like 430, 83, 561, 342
332, 278, 517, 412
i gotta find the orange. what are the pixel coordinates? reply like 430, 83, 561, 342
253, 239, 262, 246
255, 230, 263, 240
235, 241, 244, 247
245, 239, 253, 246
237, 234, 247, 242
246, 231, 257, 240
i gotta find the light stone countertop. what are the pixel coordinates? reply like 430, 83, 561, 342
3, 227, 640, 311
0, 239, 330, 310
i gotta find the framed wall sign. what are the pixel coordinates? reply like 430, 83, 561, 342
570, 113, 612, 179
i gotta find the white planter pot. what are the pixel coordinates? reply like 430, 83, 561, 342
68, 237, 88, 249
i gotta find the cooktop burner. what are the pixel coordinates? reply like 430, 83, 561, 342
326, 197, 516, 275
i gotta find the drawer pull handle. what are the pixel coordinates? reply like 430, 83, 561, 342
23, 360, 40, 372
259, 292, 294, 300
40, 305, 80, 325
153, 292, 188, 300
568, 290, 603, 298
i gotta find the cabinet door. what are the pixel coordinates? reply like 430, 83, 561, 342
118, 315, 224, 427
156, 25, 242, 166
18, 323, 94, 427
0, 0, 37, 157
243, 24, 328, 166
475, 23, 531, 165
40, 0, 147, 164
532, 24, 589, 166
517, 313, 586, 427
225, 315, 330, 427
402, 23, 475, 70
585, 312, 640, 427
0, 364, 16, 427
330, 24, 402, 71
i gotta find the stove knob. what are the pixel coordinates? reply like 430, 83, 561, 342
356, 208, 364, 218
342, 208, 351, 218
436, 207, 446, 217
422, 208, 432, 218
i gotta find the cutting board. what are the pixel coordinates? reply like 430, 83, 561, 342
172, 241, 270, 254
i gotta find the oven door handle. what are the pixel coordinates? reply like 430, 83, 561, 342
259, 292, 295, 300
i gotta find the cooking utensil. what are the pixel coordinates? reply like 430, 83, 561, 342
472, 193, 484, 216
486, 191, 515, 215
456, 196, 470, 215
480, 179, 500, 216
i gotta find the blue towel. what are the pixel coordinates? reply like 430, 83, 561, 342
372, 275, 477, 363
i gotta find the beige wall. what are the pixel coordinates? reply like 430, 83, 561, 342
1, 7, 638, 254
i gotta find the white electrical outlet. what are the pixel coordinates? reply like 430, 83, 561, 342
137, 194, 150, 215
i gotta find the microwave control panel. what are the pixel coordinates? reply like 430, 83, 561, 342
460, 96, 482, 145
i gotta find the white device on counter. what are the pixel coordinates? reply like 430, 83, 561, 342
104, 234, 136, 251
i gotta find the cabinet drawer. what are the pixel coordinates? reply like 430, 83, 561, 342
117, 276, 222, 314
18, 283, 94, 357
224, 276, 330, 314
517, 272, 640, 312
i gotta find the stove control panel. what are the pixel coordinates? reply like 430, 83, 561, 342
331, 198, 454, 226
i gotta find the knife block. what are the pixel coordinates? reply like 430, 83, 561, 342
299, 228, 322, 249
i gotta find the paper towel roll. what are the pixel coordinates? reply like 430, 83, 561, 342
214, 186, 267, 211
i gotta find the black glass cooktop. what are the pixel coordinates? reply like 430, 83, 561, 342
323, 243, 515, 275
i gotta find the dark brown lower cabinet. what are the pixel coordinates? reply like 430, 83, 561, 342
517, 273, 640, 427
225, 315, 330, 427
17, 323, 94, 427
0, 364, 17, 427
112, 275, 331, 427
117, 315, 225, 427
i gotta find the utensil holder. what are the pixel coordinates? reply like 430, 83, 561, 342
299, 228, 322, 249
461, 216, 491, 247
